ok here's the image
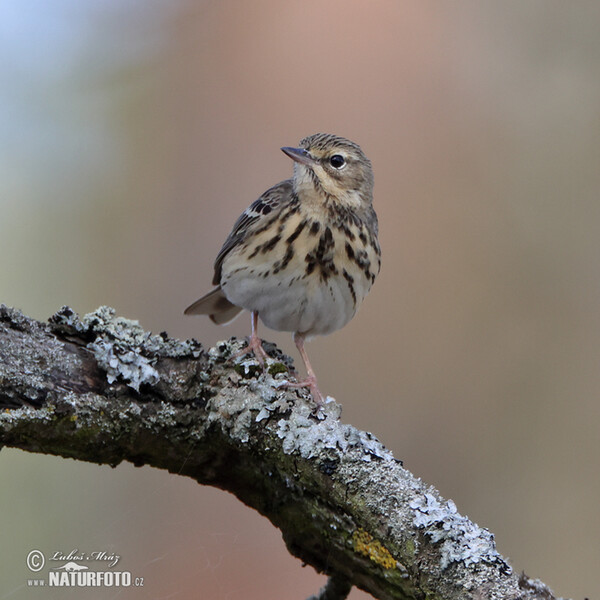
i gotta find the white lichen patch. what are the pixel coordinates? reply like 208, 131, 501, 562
82, 306, 148, 346
55, 392, 118, 433
255, 407, 272, 422
0, 404, 55, 427
276, 410, 394, 462
206, 390, 258, 443
56, 306, 202, 392
409, 493, 510, 571
255, 392, 294, 422
88, 338, 159, 392
208, 338, 242, 363
247, 377, 280, 402
84, 308, 199, 354
518, 574, 561, 600
49, 305, 83, 332
150, 401, 179, 427
117, 401, 142, 420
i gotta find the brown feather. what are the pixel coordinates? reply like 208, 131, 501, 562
184, 287, 243, 325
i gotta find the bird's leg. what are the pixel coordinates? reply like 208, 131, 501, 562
233, 311, 269, 366
284, 332, 325, 407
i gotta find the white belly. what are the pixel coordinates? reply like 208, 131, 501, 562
221, 268, 359, 338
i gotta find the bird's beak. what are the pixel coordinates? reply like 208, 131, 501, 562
281, 146, 317, 167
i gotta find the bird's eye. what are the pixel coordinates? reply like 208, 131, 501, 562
329, 154, 346, 169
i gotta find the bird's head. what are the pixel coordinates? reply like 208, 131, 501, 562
281, 133, 373, 208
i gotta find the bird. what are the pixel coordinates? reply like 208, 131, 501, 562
184, 133, 380, 406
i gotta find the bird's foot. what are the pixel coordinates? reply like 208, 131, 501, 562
283, 374, 325, 409
233, 333, 269, 367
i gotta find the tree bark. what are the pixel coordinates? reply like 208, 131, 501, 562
0, 304, 564, 600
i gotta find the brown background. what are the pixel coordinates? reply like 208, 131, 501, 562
1, 2, 599, 598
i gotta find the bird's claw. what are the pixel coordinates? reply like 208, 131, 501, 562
280, 374, 325, 409
232, 334, 269, 367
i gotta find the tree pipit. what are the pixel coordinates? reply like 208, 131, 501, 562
185, 133, 380, 407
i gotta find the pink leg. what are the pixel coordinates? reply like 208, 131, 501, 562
285, 332, 325, 407
234, 311, 269, 365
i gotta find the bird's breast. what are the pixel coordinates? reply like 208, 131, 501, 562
220, 206, 380, 337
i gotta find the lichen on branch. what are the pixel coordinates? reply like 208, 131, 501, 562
0, 304, 564, 600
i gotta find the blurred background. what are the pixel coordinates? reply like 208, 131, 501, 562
1, 1, 599, 598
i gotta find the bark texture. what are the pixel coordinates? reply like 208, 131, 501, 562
0, 304, 565, 600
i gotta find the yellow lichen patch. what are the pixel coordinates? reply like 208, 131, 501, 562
352, 528, 396, 570
70, 414, 78, 422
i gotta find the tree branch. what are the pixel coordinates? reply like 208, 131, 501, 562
0, 304, 565, 600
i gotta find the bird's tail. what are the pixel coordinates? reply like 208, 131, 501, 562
184, 287, 243, 325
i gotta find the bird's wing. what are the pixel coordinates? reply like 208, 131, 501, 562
184, 179, 293, 322
212, 179, 293, 285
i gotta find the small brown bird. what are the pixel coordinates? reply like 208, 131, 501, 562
185, 133, 380, 406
